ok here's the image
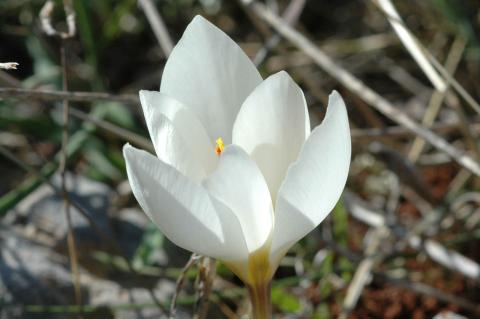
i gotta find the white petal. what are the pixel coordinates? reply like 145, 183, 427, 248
123, 144, 248, 261
232, 71, 310, 202
269, 91, 351, 264
140, 90, 217, 175
203, 145, 274, 253
136, 107, 204, 182
160, 15, 262, 142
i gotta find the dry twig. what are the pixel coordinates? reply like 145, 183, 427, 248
69, 108, 153, 151
372, 0, 446, 91
170, 254, 201, 319
0, 88, 139, 104
194, 258, 217, 319
370, 0, 480, 117
39, 0, 76, 39
40, 0, 82, 312
253, 0, 306, 66
242, 0, 480, 177
0, 62, 19, 70
138, 0, 174, 56
408, 37, 467, 162
344, 192, 480, 281
59, 41, 83, 311
339, 227, 389, 319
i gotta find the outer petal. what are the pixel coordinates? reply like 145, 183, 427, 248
140, 90, 217, 176
232, 71, 310, 202
123, 144, 248, 261
203, 145, 274, 254
160, 16, 262, 142
269, 91, 351, 264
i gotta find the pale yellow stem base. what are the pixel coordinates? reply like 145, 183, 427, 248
247, 281, 272, 319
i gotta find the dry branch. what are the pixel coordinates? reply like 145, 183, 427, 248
170, 254, 201, 319
138, 0, 174, 56
373, 0, 446, 91
339, 227, 389, 319
253, 0, 306, 66
351, 120, 480, 140
69, 108, 153, 151
0, 88, 139, 104
242, 1, 480, 177
344, 192, 480, 281
59, 42, 82, 309
408, 37, 467, 162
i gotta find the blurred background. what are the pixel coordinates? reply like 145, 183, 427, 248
1, 0, 480, 318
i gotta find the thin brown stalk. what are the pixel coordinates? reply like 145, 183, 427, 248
68, 108, 153, 151
0, 87, 139, 104
41, 0, 83, 311
218, 302, 240, 319
0, 70, 22, 86
170, 254, 201, 319
59, 41, 83, 314
194, 258, 217, 319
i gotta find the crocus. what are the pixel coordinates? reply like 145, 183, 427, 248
123, 16, 350, 318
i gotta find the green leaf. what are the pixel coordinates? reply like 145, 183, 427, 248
313, 303, 331, 319
271, 286, 301, 313
103, 101, 135, 129
132, 223, 165, 269
332, 199, 348, 246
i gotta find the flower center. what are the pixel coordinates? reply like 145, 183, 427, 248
215, 137, 225, 156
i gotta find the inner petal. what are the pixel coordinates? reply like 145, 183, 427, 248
203, 145, 274, 254
232, 71, 310, 202
140, 91, 218, 176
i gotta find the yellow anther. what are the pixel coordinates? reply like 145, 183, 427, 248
215, 137, 225, 156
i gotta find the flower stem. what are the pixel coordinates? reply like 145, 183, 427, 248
247, 281, 272, 319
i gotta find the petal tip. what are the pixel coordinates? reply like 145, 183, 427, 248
326, 90, 348, 119
270, 70, 294, 84
328, 90, 344, 106
139, 89, 159, 101
138, 90, 151, 110
122, 143, 134, 157
191, 15, 207, 23
188, 15, 213, 33
275, 69, 289, 77
329, 89, 341, 97
138, 89, 150, 98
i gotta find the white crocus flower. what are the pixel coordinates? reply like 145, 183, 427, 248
123, 15, 350, 318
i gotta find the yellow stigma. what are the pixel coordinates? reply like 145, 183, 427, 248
215, 137, 225, 156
